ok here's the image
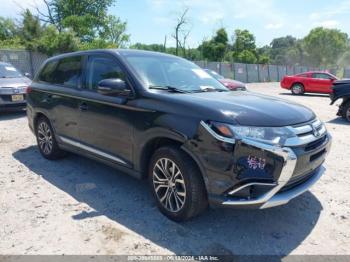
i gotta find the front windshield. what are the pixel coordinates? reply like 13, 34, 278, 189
123, 54, 228, 92
0, 64, 23, 78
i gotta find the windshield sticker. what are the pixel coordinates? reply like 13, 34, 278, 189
5, 66, 16, 71
192, 69, 211, 79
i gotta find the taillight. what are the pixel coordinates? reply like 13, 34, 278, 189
26, 87, 32, 94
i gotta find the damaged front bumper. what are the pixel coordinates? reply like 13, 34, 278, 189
198, 119, 332, 209
221, 138, 328, 209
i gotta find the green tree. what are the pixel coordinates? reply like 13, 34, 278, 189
0, 37, 24, 49
235, 50, 257, 63
256, 45, 271, 64
99, 15, 130, 48
36, 25, 80, 55
232, 29, 256, 53
231, 29, 258, 63
270, 35, 296, 64
0, 17, 18, 40
130, 43, 165, 52
200, 28, 228, 61
20, 9, 43, 50
39, 0, 116, 41
304, 27, 348, 67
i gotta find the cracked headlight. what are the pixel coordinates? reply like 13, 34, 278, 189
209, 121, 296, 145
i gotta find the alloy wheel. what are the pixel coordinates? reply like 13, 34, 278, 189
292, 85, 302, 94
37, 121, 53, 155
152, 158, 186, 212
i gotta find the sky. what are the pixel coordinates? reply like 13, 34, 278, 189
1, 0, 350, 47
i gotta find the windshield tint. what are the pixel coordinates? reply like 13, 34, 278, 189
123, 54, 228, 92
0, 64, 23, 78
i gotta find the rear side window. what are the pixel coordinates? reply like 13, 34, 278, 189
38, 60, 58, 83
86, 56, 126, 90
38, 56, 82, 88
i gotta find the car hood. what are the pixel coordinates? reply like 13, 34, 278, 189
0, 77, 31, 88
145, 90, 315, 127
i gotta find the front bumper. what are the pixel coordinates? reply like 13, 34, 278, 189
0, 90, 26, 111
221, 152, 327, 209
198, 120, 331, 209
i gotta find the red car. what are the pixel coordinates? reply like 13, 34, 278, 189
204, 69, 246, 91
281, 71, 338, 95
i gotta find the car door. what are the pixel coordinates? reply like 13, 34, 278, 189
309, 73, 333, 93
77, 54, 134, 167
36, 56, 83, 142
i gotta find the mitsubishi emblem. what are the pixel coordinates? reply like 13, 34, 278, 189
311, 125, 320, 137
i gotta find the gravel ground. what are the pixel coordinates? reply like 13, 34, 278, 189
0, 82, 349, 255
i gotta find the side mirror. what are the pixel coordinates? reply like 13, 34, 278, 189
24, 72, 31, 78
97, 78, 130, 96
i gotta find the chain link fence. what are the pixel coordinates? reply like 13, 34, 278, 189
1, 49, 350, 82
0, 49, 48, 78
194, 61, 350, 83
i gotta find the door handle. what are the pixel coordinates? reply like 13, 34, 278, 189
79, 102, 88, 111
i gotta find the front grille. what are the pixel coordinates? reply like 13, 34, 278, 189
284, 119, 327, 147
305, 135, 327, 151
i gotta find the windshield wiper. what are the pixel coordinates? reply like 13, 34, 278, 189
149, 85, 192, 93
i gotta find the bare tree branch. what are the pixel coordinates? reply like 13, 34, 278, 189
172, 7, 190, 56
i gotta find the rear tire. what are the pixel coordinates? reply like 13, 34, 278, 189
291, 84, 304, 95
35, 116, 66, 160
341, 102, 350, 122
149, 146, 208, 222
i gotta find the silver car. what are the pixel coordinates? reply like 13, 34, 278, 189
0, 62, 31, 111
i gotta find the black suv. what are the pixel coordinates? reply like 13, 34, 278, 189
27, 49, 332, 221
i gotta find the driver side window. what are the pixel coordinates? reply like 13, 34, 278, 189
312, 73, 332, 80
86, 56, 127, 90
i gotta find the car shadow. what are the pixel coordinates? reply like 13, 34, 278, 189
13, 146, 322, 256
327, 117, 349, 125
0, 110, 26, 121
279, 92, 330, 98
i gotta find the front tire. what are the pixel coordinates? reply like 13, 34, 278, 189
35, 116, 66, 160
149, 146, 207, 222
341, 102, 350, 122
291, 84, 304, 95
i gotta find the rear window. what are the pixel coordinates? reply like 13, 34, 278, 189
297, 73, 308, 78
38, 56, 82, 88
0, 64, 23, 78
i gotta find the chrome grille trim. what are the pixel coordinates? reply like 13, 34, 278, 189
293, 125, 312, 135
285, 119, 327, 147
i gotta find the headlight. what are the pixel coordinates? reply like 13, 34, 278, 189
209, 121, 296, 145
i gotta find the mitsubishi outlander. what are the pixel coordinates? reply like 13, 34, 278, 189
27, 50, 332, 221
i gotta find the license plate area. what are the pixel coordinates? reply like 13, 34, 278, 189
11, 94, 24, 102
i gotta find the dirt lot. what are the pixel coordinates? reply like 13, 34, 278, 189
0, 82, 349, 255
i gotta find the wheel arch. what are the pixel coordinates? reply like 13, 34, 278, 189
291, 82, 305, 88
33, 111, 50, 131
341, 97, 350, 106
137, 135, 207, 185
